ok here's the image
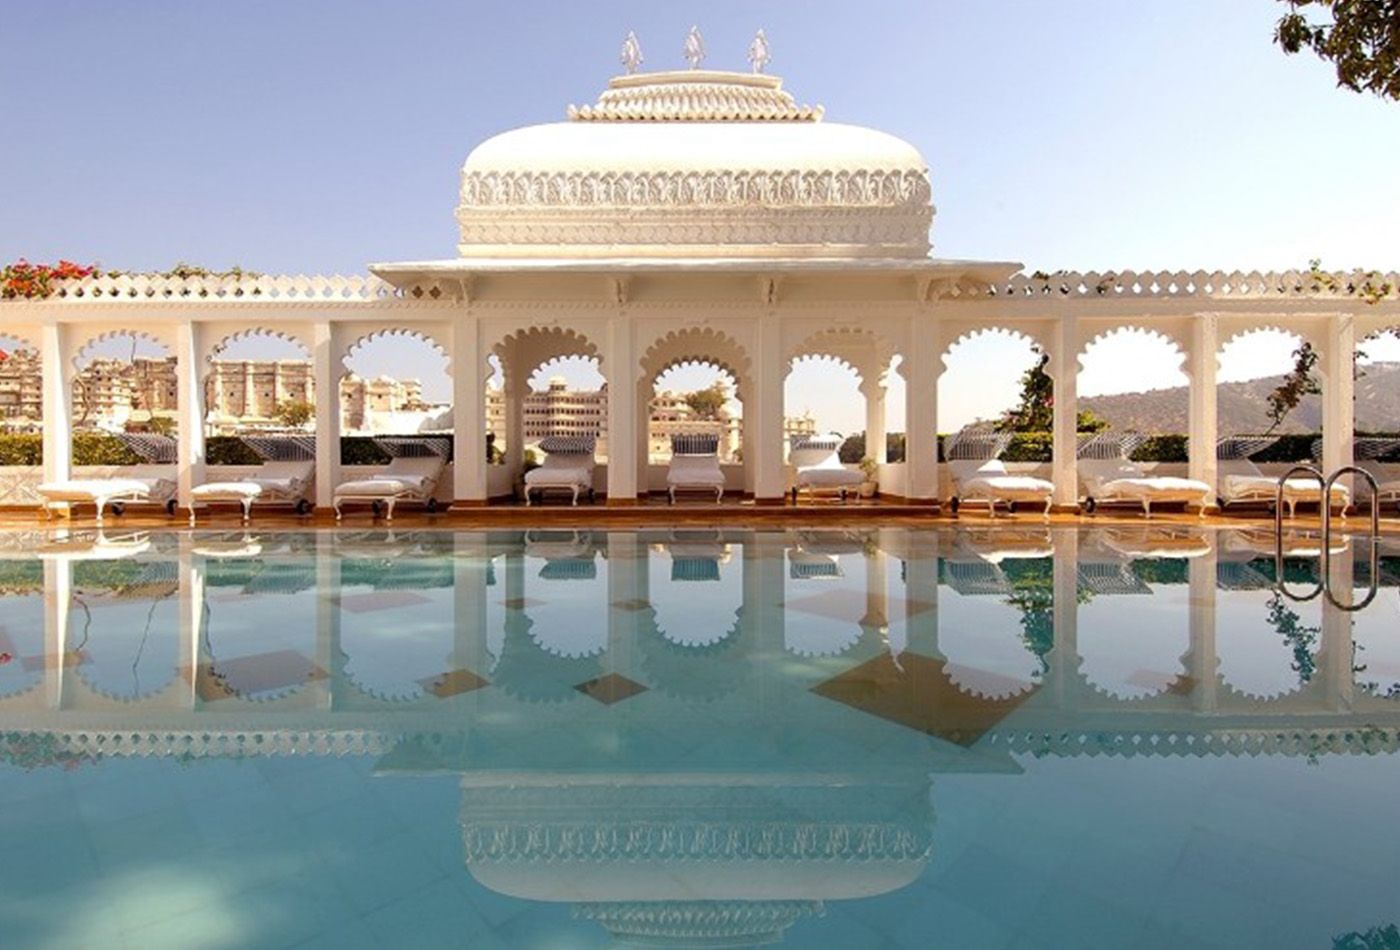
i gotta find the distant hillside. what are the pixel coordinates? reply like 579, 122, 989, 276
1079, 361, 1400, 434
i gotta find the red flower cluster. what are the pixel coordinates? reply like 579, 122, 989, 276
1, 258, 96, 300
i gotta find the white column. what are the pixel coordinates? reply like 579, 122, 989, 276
1187, 313, 1219, 501
42, 558, 72, 710
1049, 529, 1079, 707
861, 375, 887, 465
177, 535, 203, 710
606, 314, 638, 503
503, 377, 524, 490
314, 532, 340, 709
752, 314, 785, 502
1321, 546, 1355, 710
175, 321, 206, 510
904, 309, 940, 502
1050, 316, 1079, 508
1187, 546, 1218, 712
452, 313, 487, 504
1320, 314, 1355, 485
312, 321, 340, 510
41, 323, 72, 484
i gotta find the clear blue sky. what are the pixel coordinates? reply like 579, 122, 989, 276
4, 1, 1398, 430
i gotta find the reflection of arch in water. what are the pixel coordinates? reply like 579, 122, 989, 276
650, 539, 741, 649
782, 533, 875, 659
1215, 591, 1315, 701
0, 586, 45, 700
637, 607, 751, 703
521, 533, 607, 659
492, 608, 603, 704
69, 561, 181, 702
338, 598, 453, 703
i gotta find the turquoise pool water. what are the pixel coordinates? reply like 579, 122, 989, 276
1, 525, 1398, 949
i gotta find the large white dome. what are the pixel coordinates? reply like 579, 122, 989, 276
456, 70, 934, 261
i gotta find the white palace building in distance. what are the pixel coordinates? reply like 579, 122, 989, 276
4, 34, 1400, 511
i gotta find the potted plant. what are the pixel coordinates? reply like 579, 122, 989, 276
858, 456, 879, 498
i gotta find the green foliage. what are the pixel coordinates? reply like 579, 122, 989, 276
1000, 432, 1053, 462
1333, 923, 1400, 950
1264, 341, 1321, 434
997, 352, 1055, 432
1130, 434, 1188, 463
206, 437, 262, 465
274, 399, 315, 428
1276, 1, 1400, 100
340, 438, 393, 466
1265, 591, 1319, 683
681, 381, 729, 420
0, 434, 41, 465
72, 433, 141, 465
996, 351, 1110, 435
1130, 559, 1190, 585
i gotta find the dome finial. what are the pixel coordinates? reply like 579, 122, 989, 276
747, 29, 771, 74
683, 25, 706, 70
619, 31, 643, 75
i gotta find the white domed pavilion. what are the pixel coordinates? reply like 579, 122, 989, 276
4, 32, 1396, 514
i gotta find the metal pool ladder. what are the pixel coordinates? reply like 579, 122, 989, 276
1273, 464, 1380, 610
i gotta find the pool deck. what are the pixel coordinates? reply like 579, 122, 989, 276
3, 500, 1397, 534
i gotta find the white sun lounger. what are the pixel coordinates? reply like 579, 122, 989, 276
945, 430, 1052, 516
191, 460, 315, 525
524, 436, 597, 506
334, 456, 444, 521
37, 466, 178, 524
789, 434, 863, 503
1075, 432, 1212, 517
1217, 457, 1348, 518
666, 434, 725, 503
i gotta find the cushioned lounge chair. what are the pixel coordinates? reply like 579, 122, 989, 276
190, 436, 316, 525
524, 436, 596, 506
334, 437, 448, 521
1077, 432, 1212, 517
789, 434, 862, 504
1215, 435, 1347, 518
37, 434, 179, 524
666, 434, 725, 504
945, 430, 1053, 517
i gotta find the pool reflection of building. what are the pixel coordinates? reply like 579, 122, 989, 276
2, 527, 1399, 945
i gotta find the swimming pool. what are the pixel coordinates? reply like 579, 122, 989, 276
0, 525, 1397, 949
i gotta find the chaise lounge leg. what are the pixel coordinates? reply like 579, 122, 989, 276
241, 499, 252, 525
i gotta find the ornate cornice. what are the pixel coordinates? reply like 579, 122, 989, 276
459, 168, 930, 209
568, 70, 823, 123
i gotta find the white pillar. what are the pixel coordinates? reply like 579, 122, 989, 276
178, 535, 203, 709
314, 532, 340, 709
42, 558, 72, 710
503, 377, 524, 488
904, 309, 940, 502
1049, 529, 1079, 707
175, 321, 206, 510
606, 314, 638, 503
312, 321, 340, 510
753, 315, 785, 503
1050, 317, 1079, 508
452, 314, 487, 504
41, 323, 72, 484
861, 375, 887, 465
1321, 546, 1355, 710
1187, 313, 1219, 501
1320, 314, 1355, 485
1187, 546, 1218, 712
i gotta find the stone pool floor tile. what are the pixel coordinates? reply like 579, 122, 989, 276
323, 831, 450, 916
363, 876, 492, 948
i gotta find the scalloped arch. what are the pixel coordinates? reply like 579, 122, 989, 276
788, 326, 895, 383
1080, 324, 1188, 359
940, 326, 1048, 367
639, 327, 752, 394
0, 330, 41, 354
72, 329, 173, 369
1219, 323, 1318, 351
205, 326, 310, 366
492, 325, 603, 387
342, 327, 449, 373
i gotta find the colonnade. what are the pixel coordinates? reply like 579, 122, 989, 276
9, 271, 1399, 509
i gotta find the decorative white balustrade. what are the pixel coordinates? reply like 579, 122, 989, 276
965, 269, 1400, 301
37, 273, 453, 302
14, 268, 1394, 305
